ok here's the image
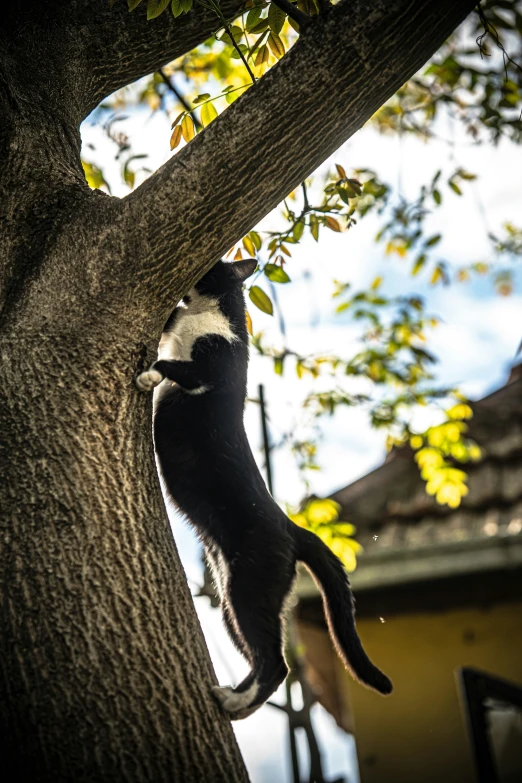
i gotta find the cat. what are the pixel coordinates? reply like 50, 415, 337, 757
136, 259, 392, 719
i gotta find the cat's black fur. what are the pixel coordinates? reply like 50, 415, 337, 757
137, 259, 392, 718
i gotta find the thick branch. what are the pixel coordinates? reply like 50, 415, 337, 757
121, 0, 477, 314
1, 0, 245, 123
79, 0, 246, 117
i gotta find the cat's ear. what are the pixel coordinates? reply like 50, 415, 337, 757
230, 259, 257, 282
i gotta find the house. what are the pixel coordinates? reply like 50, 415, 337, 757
296, 366, 522, 783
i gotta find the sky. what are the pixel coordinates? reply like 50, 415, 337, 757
81, 67, 522, 783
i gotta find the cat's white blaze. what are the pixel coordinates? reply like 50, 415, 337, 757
159, 290, 238, 362
212, 681, 259, 712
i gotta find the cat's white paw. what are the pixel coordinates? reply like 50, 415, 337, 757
136, 369, 163, 392
212, 681, 259, 713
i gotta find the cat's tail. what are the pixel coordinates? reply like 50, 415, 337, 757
293, 524, 393, 696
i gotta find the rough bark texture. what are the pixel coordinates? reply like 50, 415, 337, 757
0, 0, 476, 780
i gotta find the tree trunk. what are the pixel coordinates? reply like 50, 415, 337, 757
0, 0, 477, 779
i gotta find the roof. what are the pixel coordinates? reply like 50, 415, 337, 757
297, 365, 522, 600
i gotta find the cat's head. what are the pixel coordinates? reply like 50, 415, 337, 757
190, 259, 257, 299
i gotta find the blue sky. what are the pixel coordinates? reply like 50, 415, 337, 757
82, 79, 521, 782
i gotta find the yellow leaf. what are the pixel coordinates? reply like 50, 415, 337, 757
245, 310, 253, 336
307, 499, 341, 524
335, 163, 347, 180
234, 248, 243, 261
200, 101, 218, 127
170, 125, 182, 150
181, 115, 195, 142
242, 236, 256, 257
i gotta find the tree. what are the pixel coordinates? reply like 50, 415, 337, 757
0, 0, 481, 780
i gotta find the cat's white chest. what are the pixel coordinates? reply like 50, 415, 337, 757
159, 302, 237, 362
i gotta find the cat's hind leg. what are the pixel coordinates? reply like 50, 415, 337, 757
212, 549, 294, 719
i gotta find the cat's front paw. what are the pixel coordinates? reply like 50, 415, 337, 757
136, 369, 163, 392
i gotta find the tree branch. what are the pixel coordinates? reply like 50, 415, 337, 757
62, 0, 246, 119
119, 0, 476, 317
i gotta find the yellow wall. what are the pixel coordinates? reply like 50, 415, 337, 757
340, 601, 522, 783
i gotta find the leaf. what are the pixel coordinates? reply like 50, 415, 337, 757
325, 216, 341, 232
371, 276, 382, 290
193, 93, 211, 104
449, 180, 462, 196
242, 236, 256, 257
82, 161, 110, 192
200, 101, 218, 127
246, 7, 262, 31
293, 220, 305, 242
264, 264, 291, 283
170, 110, 186, 128
424, 234, 441, 247
170, 124, 182, 149
171, 0, 183, 16
267, 2, 286, 34
128, 0, 145, 10
147, 0, 170, 19
433, 189, 442, 205
267, 31, 285, 59
255, 44, 270, 66
412, 254, 426, 276
181, 114, 195, 142
249, 286, 273, 315
249, 19, 270, 34
181, 0, 192, 10
234, 248, 243, 261
245, 310, 253, 336
249, 231, 262, 251
310, 214, 319, 241
335, 163, 347, 180
220, 25, 243, 44
288, 17, 300, 32
274, 356, 283, 375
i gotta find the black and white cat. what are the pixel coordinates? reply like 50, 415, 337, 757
137, 259, 392, 719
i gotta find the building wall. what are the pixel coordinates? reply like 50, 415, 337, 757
340, 601, 522, 783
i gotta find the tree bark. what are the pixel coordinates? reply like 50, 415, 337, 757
0, 0, 476, 780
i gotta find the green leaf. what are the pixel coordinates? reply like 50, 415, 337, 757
412, 254, 426, 276
433, 189, 441, 205
246, 7, 262, 31
249, 286, 273, 315
171, 0, 183, 16
267, 2, 286, 34
293, 220, 305, 241
147, 0, 170, 19
128, 0, 145, 10
193, 94, 211, 104
310, 214, 319, 241
267, 31, 285, 59
425, 234, 441, 247
181, 0, 192, 10
449, 180, 462, 195
264, 264, 291, 283
255, 44, 269, 66
274, 356, 284, 375
249, 18, 270, 34
200, 101, 218, 127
